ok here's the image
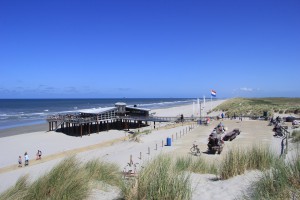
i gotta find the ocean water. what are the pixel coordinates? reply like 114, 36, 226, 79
0, 98, 195, 130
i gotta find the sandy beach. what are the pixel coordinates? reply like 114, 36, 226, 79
0, 99, 289, 199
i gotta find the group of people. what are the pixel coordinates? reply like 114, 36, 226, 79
18, 150, 42, 167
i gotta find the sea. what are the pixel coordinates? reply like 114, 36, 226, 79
0, 98, 197, 130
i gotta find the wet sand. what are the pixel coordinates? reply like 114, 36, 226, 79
0, 123, 48, 138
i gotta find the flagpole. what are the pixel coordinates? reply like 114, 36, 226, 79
193, 102, 195, 116
210, 94, 212, 111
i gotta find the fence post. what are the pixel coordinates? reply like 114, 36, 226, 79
148, 147, 150, 155
139, 152, 142, 160
285, 134, 288, 155
130, 154, 133, 165
162, 140, 164, 147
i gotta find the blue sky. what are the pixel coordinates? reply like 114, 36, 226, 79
0, 0, 299, 98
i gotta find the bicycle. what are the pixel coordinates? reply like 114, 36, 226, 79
190, 142, 201, 156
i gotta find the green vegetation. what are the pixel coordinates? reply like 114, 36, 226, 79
121, 155, 192, 200
246, 149, 300, 200
0, 157, 122, 200
291, 130, 300, 143
219, 145, 276, 179
84, 159, 122, 186
213, 98, 300, 117
0, 176, 29, 200
2, 145, 299, 199
175, 156, 218, 174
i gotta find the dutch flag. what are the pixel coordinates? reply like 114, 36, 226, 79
211, 90, 216, 97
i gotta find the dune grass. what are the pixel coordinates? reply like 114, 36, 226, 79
1, 144, 295, 199
219, 145, 276, 179
0, 156, 123, 200
84, 159, 122, 187
175, 156, 218, 175
291, 130, 300, 143
121, 155, 192, 200
213, 98, 300, 117
23, 156, 91, 200
0, 175, 29, 200
247, 150, 300, 199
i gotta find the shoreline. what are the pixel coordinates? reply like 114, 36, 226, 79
0, 123, 48, 138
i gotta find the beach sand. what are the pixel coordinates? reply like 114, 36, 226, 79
0, 99, 288, 199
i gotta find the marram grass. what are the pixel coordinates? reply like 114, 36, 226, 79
0, 156, 123, 200
23, 156, 90, 200
219, 145, 276, 179
0, 175, 29, 200
0, 145, 291, 200
121, 154, 192, 200
246, 152, 300, 200
291, 130, 300, 143
84, 159, 122, 187
175, 156, 218, 175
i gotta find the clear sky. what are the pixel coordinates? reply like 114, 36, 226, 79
0, 0, 299, 98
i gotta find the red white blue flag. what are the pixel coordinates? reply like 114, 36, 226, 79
211, 90, 216, 97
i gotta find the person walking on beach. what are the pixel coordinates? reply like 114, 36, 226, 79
18, 156, 22, 167
37, 150, 42, 160
24, 152, 29, 166
36, 150, 42, 160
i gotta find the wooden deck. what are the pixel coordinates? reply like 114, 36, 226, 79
46, 113, 197, 137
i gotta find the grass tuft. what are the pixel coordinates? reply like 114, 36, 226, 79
247, 154, 300, 199
291, 130, 300, 143
219, 145, 276, 179
0, 156, 124, 200
24, 156, 90, 200
0, 175, 29, 200
121, 154, 192, 200
175, 156, 218, 175
84, 159, 122, 187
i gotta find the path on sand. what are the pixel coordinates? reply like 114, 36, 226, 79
0, 136, 128, 174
